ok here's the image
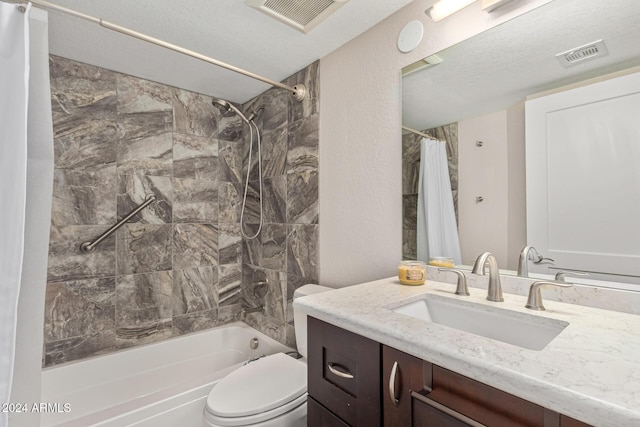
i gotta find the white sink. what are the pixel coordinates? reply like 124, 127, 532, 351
390, 294, 568, 351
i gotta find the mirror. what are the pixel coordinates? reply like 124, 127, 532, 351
402, 0, 640, 288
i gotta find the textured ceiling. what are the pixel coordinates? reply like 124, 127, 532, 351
42, 0, 414, 103
403, 0, 640, 130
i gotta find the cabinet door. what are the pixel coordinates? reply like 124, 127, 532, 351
308, 397, 351, 427
308, 317, 381, 427
382, 346, 428, 426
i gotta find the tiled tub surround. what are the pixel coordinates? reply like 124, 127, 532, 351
239, 63, 319, 349
295, 276, 640, 427
402, 124, 458, 260
45, 56, 319, 366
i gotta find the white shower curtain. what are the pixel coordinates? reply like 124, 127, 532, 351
0, 4, 30, 425
0, 3, 53, 426
416, 137, 462, 265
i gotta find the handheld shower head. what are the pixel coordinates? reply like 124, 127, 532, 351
211, 97, 264, 240
212, 98, 232, 113
212, 97, 250, 124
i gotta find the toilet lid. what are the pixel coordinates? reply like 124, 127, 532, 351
206, 353, 307, 418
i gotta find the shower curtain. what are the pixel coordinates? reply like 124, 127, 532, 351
1, 3, 53, 426
416, 137, 462, 265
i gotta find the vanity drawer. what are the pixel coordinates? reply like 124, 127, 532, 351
427, 365, 550, 427
308, 317, 381, 427
412, 394, 478, 427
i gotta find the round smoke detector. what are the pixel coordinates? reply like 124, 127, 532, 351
398, 20, 424, 53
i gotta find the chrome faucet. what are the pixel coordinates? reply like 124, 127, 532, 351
471, 252, 503, 302
517, 246, 554, 277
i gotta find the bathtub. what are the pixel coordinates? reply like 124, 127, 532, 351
41, 322, 291, 427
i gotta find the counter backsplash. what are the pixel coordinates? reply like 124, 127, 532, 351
427, 266, 640, 315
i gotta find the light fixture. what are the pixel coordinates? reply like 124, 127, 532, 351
401, 55, 443, 76
426, 0, 477, 22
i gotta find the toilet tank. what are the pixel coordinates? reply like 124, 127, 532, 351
293, 284, 332, 358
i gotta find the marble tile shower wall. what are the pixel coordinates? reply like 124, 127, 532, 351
402, 124, 458, 260
44, 55, 319, 366
239, 62, 319, 348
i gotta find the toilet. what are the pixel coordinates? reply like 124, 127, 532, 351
203, 284, 331, 427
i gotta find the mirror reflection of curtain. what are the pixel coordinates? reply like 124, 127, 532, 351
416, 137, 462, 264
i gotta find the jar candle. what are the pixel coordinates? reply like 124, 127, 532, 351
428, 257, 454, 268
398, 261, 426, 285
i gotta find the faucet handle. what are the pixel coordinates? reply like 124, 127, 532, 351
555, 271, 589, 282
437, 268, 470, 296
525, 281, 572, 311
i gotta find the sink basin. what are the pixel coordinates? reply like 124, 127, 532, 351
390, 294, 568, 351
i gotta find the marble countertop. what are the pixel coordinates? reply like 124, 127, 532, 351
294, 277, 640, 427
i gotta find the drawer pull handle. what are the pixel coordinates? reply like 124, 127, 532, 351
389, 361, 399, 406
327, 362, 354, 379
411, 391, 487, 427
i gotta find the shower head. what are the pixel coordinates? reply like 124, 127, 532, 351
212, 97, 250, 124
212, 98, 232, 113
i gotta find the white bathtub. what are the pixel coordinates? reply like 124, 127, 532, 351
41, 322, 292, 427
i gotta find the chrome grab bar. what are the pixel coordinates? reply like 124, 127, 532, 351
80, 195, 157, 253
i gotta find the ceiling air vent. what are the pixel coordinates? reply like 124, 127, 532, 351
246, 0, 350, 34
556, 39, 608, 68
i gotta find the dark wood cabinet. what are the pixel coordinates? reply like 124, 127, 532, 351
307, 317, 593, 427
308, 397, 351, 427
307, 317, 381, 427
560, 415, 591, 427
428, 365, 554, 427
412, 394, 481, 427
382, 345, 429, 427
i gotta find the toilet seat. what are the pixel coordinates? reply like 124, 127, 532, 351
204, 353, 307, 426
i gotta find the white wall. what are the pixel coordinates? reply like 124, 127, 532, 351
456, 104, 526, 270
458, 111, 509, 267
318, 0, 551, 287
506, 101, 526, 270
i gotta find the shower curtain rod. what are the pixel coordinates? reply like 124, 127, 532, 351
25, 0, 307, 101
402, 126, 448, 144
402, 126, 433, 139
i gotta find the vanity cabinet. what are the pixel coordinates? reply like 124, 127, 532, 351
307, 317, 381, 427
308, 317, 592, 427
